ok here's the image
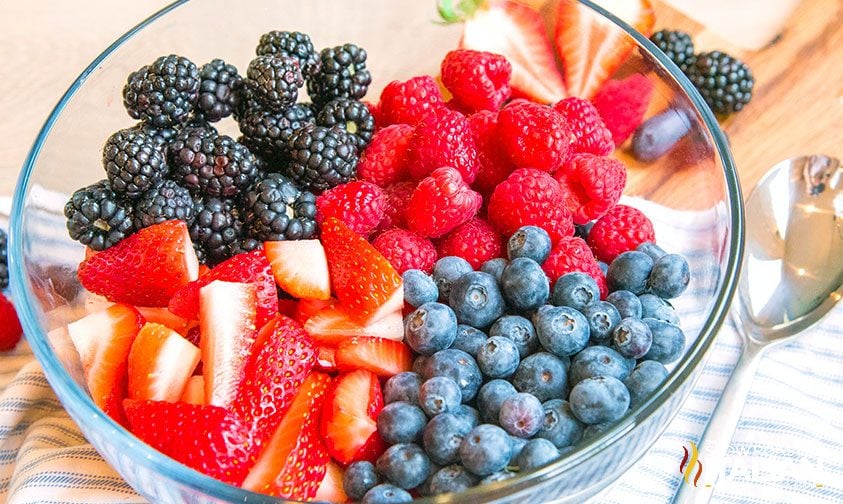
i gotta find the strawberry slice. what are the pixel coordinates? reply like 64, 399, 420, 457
77, 220, 199, 307
199, 280, 257, 408
127, 323, 200, 403
320, 218, 403, 325
304, 305, 404, 346
553, 0, 655, 99
168, 250, 278, 328
243, 372, 332, 499
124, 399, 256, 486
335, 336, 413, 377
181, 375, 205, 405
67, 303, 144, 424
314, 460, 348, 503
321, 369, 386, 464
454, 0, 567, 104
265, 240, 331, 301
295, 297, 337, 325
315, 345, 338, 372
135, 307, 195, 336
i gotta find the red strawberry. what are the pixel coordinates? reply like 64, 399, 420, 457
321, 369, 386, 464
316, 181, 385, 236
406, 167, 483, 238
456, 0, 567, 103
407, 108, 479, 184
554, 153, 626, 225
543, 236, 607, 298
0, 295, 22, 352
265, 240, 331, 300
77, 220, 199, 307
468, 110, 515, 196
377, 75, 446, 126
127, 323, 200, 403
181, 375, 205, 405
553, 97, 615, 156
553, 0, 655, 99
592, 74, 655, 145
295, 297, 337, 325
436, 217, 504, 269
358, 124, 415, 186
314, 460, 348, 503
441, 49, 512, 113
135, 307, 195, 336
168, 249, 278, 328
377, 181, 416, 232
320, 218, 404, 324
587, 204, 656, 263
335, 336, 413, 377
315, 345, 338, 372
372, 228, 437, 274
304, 305, 404, 346
496, 100, 572, 173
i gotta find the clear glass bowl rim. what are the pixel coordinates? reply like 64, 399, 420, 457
9, 0, 745, 502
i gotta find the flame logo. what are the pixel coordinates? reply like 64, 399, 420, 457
679, 441, 703, 487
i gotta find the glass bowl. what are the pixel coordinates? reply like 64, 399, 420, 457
10, 0, 743, 502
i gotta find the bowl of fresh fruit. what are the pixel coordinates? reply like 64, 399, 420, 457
10, 0, 743, 502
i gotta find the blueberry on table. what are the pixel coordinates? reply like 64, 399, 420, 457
569, 345, 631, 386
631, 108, 693, 163
451, 324, 488, 357
377, 401, 427, 444
613, 317, 654, 359
606, 290, 643, 319
507, 225, 552, 264
552, 272, 601, 312
499, 392, 544, 438
582, 301, 622, 345
512, 352, 569, 402
423, 412, 473, 466
569, 376, 631, 425
433, 256, 473, 302
516, 438, 561, 472
361, 483, 413, 504
419, 376, 462, 416
449, 271, 506, 329
421, 349, 483, 402
534, 305, 590, 357
383, 371, 423, 406
343, 461, 380, 501
606, 251, 654, 294
476, 336, 521, 379
501, 257, 550, 310
647, 253, 691, 298
428, 464, 479, 495
636, 241, 667, 261
480, 257, 508, 283
403, 269, 439, 307
638, 293, 680, 324
642, 318, 686, 364
489, 315, 539, 358
459, 424, 512, 476
376, 443, 432, 490
624, 360, 669, 408
404, 302, 458, 356
477, 379, 518, 424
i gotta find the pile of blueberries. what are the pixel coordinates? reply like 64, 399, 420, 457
345, 226, 691, 503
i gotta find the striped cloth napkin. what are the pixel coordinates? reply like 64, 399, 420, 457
1, 192, 841, 504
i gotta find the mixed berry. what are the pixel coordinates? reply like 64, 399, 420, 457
0, 228, 23, 352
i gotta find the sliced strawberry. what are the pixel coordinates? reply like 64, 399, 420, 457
135, 307, 195, 336
304, 305, 404, 346
265, 240, 331, 300
168, 250, 278, 328
321, 369, 386, 464
277, 298, 299, 319
314, 460, 348, 503
243, 372, 332, 499
335, 336, 413, 377
181, 375, 205, 405
320, 218, 403, 325
315, 346, 338, 372
295, 297, 337, 325
67, 303, 144, 424
124, 399, 256, 486
127, 323, 200, 403
199, 281, 257, 408
553, 0, 655, 99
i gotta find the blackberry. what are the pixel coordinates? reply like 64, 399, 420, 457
286, 124, 358, 192
686, 51, 754, 115
256, 30, 320, 78
0, 229, 7, 289
190, 197, 243, 265
242, 173, 317, 241
238, 103, 315, 160
170, 133, 259, 197
133, 179, 195, 230
246, 55, 304, 111
102, 127, 168, 199
316, 97, 375, 149
123, 54, 200, 128
307, 44, 372, 108
649, 30, 696, 74
195, 59, 242, 122
64, 180, 134, 251
130, 122, 178, 146
229, 236, 264, 256
231, 78, 260, 122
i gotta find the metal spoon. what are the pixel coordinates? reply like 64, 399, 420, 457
673, 154, 843, 503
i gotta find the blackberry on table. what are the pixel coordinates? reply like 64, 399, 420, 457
231, 78, 260, 122
169, 133, 259, 197
122, 54, 200, 128
256, 30, 321, 78
64, 180, 135, 251
686, 51, 754, 114
246, 55, 304, 111
229, 236, 264, 256
130, 122, 178, 146
286, 124, 358, 192
195, 59, 241, 122
190, 197, 243, 265
102, 127, 168, 199
307, 43, 372, 108
649, 30, 696, 74
238, 103, 315, 160
241, 173, 317, 241
316, 97, 375, 149
133, 179, 195, 230
0, 229, 7, 289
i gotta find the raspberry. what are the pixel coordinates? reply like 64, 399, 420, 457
543, 236, 607, 298
316, 181, 385, 236
496, 100, 571, 173
372, 228, 437, 274
592, 74, 654, 145
406, 167, 482, 238
554, 153, 626, 225
587, 204, 656, 263
487, 168, 574, 244
435, 217, 503, 269
468, 110, 515, 196
378, 75, 445, 126
377, 181, 416, 232
441, 49, 512, 113
553, 97, 614, 157
357, 124, 414, 186
407, 108, 479, 184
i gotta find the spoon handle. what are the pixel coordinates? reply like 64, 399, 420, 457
672, 341, 764, 504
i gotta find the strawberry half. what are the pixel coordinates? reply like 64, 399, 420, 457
181, 375, 205, 405
265, 240, 331, 300
335, 336, 413, 377
127, 323, 200, 403
243, 372, 332, 499
321, 369, 386, 465
304, 305, 404, 346
77, 220, 199, 307
553, 0, 655, 99
314, 460, 348, 503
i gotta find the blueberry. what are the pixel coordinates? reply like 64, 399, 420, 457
415, 464, 441, 497
569, 376, 630, 425
508, 434, 528, 464
480, 257, 508, 283
551, 272, 600, 311
421, 349, 483, 402
423, 412, 472, 465
582, 301, 622, 345
507, 226, 552, 264
642, 318, 685, 364
536, 399, 584, 448
569, 345, 630, 386
361, 483, 413, 504
428, 464, 479, 495
534, 305, 590, 357
449, 271, 506, 329
624, 360, 669, 408
376, 443, 432, 490
405, 302, 458, 356
459, 424, 512, 476
412, 355, 429, 376
419, 376, 462, 416
343, 461, 379, 501
480, 470, 517, 484
606, 290, 643, 319
477, 379, 518, 424
377, 401, 427, 444
476, 336, 521, 379
453, 404, 480, 429
631, 108, 693, 162
501, 257, 550, 311
512, 352, 568, 402
499, 392, 544, 438
636, 241, 667, 261
516, 438, 560, 472
606, 251, 654, 294
582, 421, 615, 441
433, 256, 473, 302
613, 317, 653, 359
403, 269, 439, 308
451, 324, 487, 357
647, 253, 690, 298
598, 261, 609, 275
489, 315, 539, 358
383, 371, 423, 405
638, 293, 680, 324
